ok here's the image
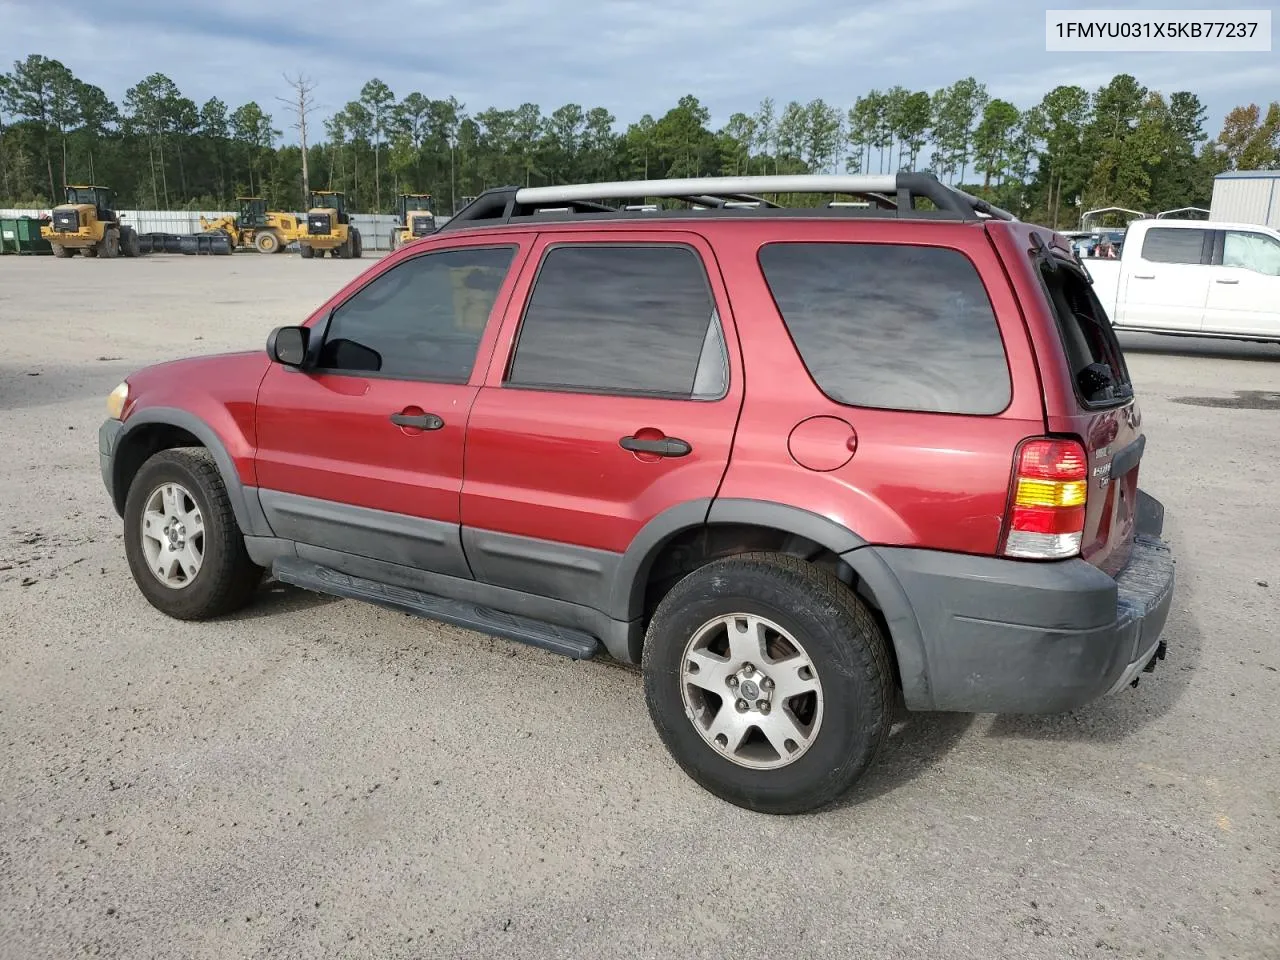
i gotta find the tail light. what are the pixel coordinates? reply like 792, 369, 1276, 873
1001, 437, 1088, 560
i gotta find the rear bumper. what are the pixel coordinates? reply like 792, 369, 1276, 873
870, 490, 1175, 714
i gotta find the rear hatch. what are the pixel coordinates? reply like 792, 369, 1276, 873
1028, 233, 1144, 576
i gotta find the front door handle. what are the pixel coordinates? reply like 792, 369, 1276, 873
1132, 273, 1155, 279
390, 411, 444, 430
620, 435, 692, 457
1215, 278, 1239, 285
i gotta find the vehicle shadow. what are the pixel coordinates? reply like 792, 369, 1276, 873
833, 701, 976, 808
1116, 333, 1280, 362
218, 578, 341, 620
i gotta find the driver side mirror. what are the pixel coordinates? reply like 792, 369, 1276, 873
267, 325, 309, 367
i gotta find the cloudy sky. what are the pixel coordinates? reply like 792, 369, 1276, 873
2, 0, 1276, 140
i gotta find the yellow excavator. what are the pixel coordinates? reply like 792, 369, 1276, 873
199, 197, 303, 254
299, 190, 362, 259
41, 185, 140, 258
390, 193, 438, 250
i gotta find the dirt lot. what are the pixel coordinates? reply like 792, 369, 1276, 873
1, 253, 1278, 960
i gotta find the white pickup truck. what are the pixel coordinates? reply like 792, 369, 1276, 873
1084, 218, 1280, 343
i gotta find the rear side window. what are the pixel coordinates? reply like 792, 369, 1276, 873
758, 242, 1011, 415
507, 244, 727, 399
1141, 228, 1209, 264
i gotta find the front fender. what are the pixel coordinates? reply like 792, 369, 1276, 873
111, 406, 271, 537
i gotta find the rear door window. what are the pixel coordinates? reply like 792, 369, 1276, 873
506, 244, 728, 399
757, 242, 1011, 415
1141, 228, 1210, 264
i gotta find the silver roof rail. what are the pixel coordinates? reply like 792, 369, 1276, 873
437, 172, 1019, 231
516, 175, 899, 205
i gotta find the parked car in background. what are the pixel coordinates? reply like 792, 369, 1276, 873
1086, 218, 1280, 342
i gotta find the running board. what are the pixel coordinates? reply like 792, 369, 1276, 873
271, 558, 600, 660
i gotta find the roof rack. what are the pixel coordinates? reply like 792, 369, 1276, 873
436, 173, 1017, 232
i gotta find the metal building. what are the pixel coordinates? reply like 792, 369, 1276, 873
1209, 170, 1280, 227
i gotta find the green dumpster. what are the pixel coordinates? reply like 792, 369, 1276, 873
15, 217, 53, 255
0, 219, 17, 254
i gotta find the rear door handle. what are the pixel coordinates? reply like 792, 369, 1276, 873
1215, 278, 1239, 285
1132, 273, 1155, 279
620, 435, 692, 457
390, 412, 444, 430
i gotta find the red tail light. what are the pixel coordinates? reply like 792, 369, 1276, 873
1001, 438, 1088, 560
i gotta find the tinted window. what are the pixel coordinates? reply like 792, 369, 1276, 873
1039, 258, 1132, 406
1224, 230, 1280, 276
1141, 228, 1207, 264
758, 242, 1010, 415
508, 245, 724, 398
317, 246, 515, 381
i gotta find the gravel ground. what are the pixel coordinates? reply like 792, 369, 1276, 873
1, 253, 1278, 960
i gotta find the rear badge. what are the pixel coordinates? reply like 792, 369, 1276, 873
1093, 461, 1112, 487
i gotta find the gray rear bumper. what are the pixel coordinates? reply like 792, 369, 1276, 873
869, 490, 1175, 714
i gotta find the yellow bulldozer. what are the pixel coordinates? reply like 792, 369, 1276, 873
199, 197, 303, 254
299, 190, 363, 259
390, 193, 438, 250
41, 185, 140, 259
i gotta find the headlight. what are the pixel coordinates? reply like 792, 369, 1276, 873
105, 381, 129, 419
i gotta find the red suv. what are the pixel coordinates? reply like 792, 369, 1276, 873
98, 173, 1175, 814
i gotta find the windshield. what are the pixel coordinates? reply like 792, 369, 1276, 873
66, 188, 102, 206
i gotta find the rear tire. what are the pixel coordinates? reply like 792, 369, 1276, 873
299, 243, 314, 259
352, 229, 363, 258
52, 243, 70, 259
82, 245, 98, 258
642, 552, 894, 815
122, 448, 264, 620
99, 229, 119, 259
338, 234, 353, 259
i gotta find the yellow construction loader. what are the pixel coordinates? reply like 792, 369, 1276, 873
299, 190, 362, 259
40, 185, 140, 258
199, 197, 303, 254
390, 193, 438, 249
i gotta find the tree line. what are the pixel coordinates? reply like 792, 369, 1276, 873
2, 53, 1278, 228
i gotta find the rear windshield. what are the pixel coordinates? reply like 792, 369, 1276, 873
758, 242, 1012, 415
1039, 256, 1133, 406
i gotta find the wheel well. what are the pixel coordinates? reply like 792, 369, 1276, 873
639, 522, 902, 689
112, 424, 203, 514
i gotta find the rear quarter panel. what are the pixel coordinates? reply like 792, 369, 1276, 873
985, 222, 1144, 574
707, 219, 1048, 554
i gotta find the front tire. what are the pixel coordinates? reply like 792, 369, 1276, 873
642, 552, 894, 815
122, 448, 263, 620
